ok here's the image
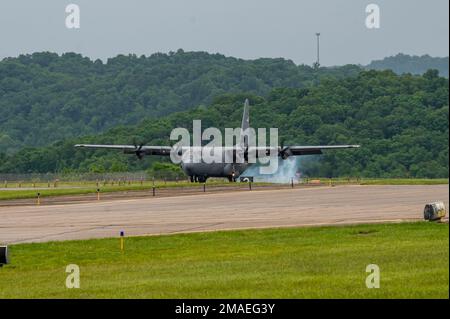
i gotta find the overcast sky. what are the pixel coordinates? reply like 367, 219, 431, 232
0, 0, 448, 66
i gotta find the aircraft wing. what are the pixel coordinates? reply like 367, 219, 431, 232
74, 144, 172, 156
282, 145, 360, 156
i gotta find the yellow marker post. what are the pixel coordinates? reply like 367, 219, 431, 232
120, 231, 125, 252
97, 188, 100, 201
37, 193, 41, 206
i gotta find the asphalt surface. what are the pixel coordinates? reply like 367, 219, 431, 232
0, 184, 448, 244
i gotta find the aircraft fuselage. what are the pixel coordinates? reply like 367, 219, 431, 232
178, 147, 257, 182
181, 161, 250, 182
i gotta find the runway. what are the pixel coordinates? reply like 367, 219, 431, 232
0, 184, 448, 244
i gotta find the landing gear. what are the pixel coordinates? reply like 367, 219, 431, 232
227, 176, 237, 182
190, 175, 208, 183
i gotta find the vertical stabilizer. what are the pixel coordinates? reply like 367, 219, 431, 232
240, 99, 250, 148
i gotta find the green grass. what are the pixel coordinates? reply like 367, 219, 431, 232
0, 180, 247, 201
359, 178, 449, 185
0, 222, 448, 298
322, 178, 448, 185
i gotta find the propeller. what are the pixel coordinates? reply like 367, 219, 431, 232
243, 144, 249, 162
133, 138, 145, 160
279, 139, 291, 159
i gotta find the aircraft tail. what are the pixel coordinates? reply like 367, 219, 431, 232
240, 99, 250, 148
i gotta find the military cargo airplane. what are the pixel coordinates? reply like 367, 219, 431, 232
75, 100, 360, 182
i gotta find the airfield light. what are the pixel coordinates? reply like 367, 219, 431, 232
37, 192, 41, 206
120, 231, 125, 252
97, 188, 100, 201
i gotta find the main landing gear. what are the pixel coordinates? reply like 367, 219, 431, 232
189, 175, 208, 183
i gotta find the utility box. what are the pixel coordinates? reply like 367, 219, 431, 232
424, 202, 447, 221
0, 246, 8, 266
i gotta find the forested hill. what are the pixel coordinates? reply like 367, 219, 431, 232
366, 53, 449, 77
0, 50, 361, 153
1, 69, 448, 178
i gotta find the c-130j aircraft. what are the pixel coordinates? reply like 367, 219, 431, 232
75, 100, 360, 182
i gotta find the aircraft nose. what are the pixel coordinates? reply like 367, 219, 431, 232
181, 162, 192, 175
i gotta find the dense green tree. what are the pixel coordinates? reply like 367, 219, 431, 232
366, 53, 449, 77
0, 51, 361, 153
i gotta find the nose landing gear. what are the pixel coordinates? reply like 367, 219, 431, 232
227, 172, 237, 182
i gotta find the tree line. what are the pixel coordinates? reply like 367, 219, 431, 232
0, 69, 447, 178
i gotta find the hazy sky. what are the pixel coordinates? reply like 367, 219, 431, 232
0, 0, 448, 66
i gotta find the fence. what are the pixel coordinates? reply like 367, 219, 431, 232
0, 172, 149, 182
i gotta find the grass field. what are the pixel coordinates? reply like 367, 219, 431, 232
0, 178, 448, 201
0, 222, 448, 298
0, 180, 243, 201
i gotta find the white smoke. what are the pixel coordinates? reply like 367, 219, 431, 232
241, 157, 303, 184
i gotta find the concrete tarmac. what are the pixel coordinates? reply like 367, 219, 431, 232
0, 184, 448, 244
